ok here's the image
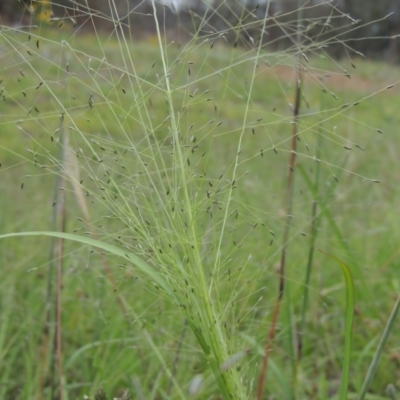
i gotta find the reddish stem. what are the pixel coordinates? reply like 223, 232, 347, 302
257, 66, 302, 399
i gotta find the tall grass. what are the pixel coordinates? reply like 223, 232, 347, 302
1, 1, 400, 399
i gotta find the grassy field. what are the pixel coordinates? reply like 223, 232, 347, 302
1, 17, 400, 400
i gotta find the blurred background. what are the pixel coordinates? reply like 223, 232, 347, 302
1, 0, 400, 62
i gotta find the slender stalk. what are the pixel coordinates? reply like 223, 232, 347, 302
257, 2, 304, 396
298, 199, 318, 353
297, 132, 323, 364
257, 45, 303, 400
54, 131, 68, 400
56, 184, 66, 400
38, 121, 64, 398
358, 294, 400, 400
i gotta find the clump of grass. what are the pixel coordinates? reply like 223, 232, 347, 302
1, 1, 400, 399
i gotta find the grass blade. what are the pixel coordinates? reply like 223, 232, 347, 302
358, 294, 400, 400
0, 231, 174, 298
319, 251, 355, 400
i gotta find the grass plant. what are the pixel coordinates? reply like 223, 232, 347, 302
1, 1, 400, 399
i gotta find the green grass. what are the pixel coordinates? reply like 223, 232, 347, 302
1, 11, 400, 400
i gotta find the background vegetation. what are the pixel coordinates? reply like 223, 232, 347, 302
1, 0, 400, 61
1, 1, 400, 399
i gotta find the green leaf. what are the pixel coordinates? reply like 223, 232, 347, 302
319, 250, 355, 400
0, 231, 174, 298
358, 294, 400, 400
